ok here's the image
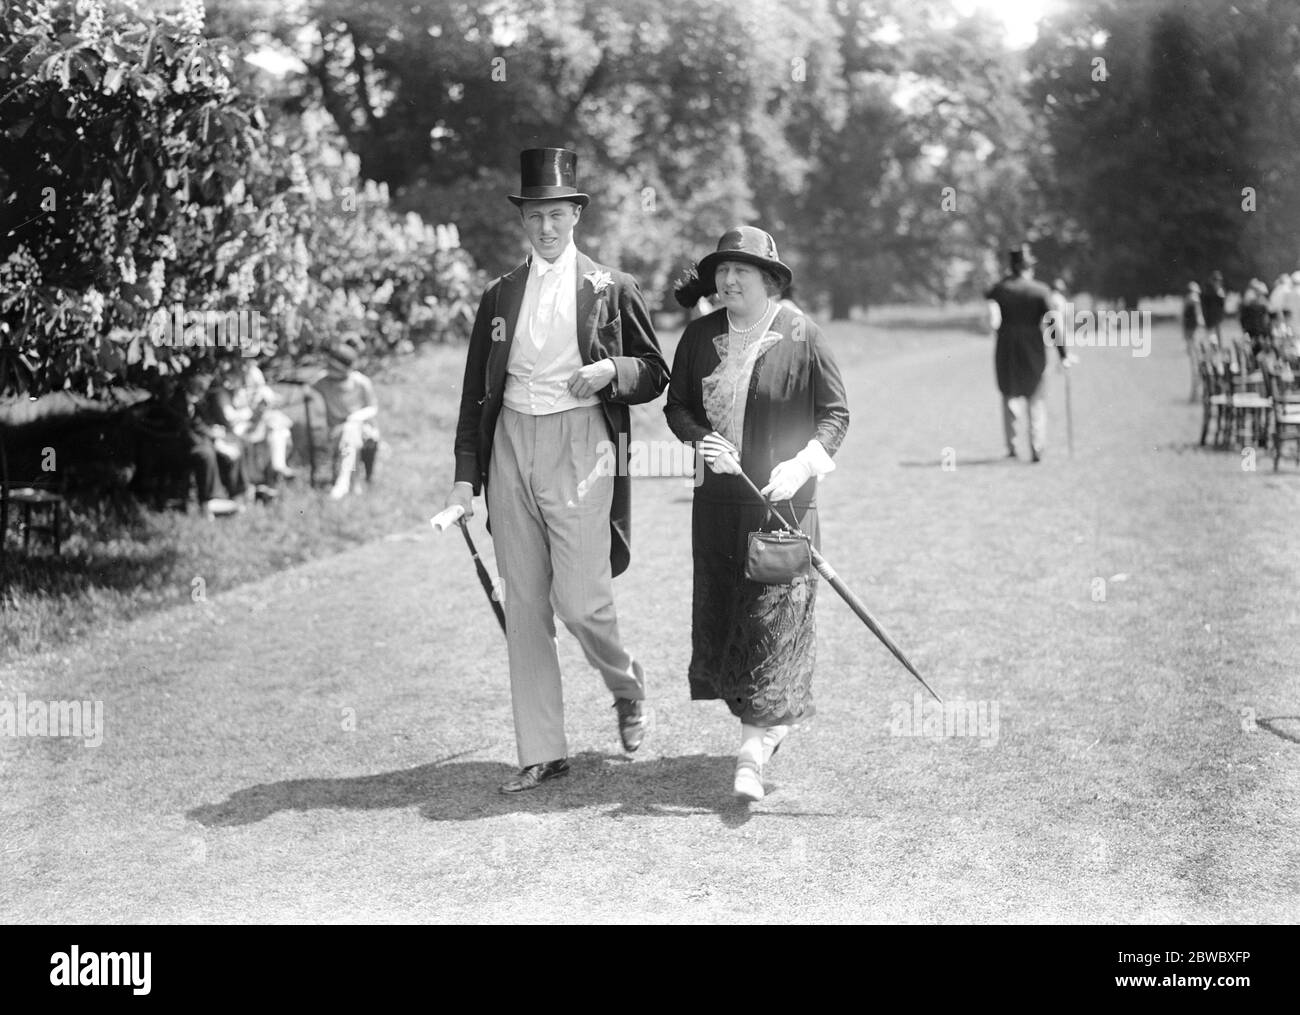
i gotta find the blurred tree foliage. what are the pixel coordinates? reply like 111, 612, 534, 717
0, 0, 478, 398
231, 0, 1055, 316
1027, 0, 1300, 302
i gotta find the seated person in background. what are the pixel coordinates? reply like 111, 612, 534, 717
312, 341, 379, 500
210, 357, 295, 488
182, 372, 246, 516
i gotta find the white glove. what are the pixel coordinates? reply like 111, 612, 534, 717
761, 440, 835, 500
698, 432, 742, 475
761, 457, 813, 502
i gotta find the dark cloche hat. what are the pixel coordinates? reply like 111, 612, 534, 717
694, 226, 794, 297
325, 343, 357, 368
507, 148, 590, 208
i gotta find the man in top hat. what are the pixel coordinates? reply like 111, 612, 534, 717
984, 243, 1069, 462
443, 148, 669, 793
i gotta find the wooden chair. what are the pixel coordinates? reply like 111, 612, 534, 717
1227, 366, 1271, 450
0, 432, 66, 559
267, 379, 330, 487
1264, 363, 1300, 470
1198, 354, 1232, 447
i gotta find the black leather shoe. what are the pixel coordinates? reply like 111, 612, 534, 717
614, 698, 649, 753
1031, 449, 1042, 463
498, 758, 569, 794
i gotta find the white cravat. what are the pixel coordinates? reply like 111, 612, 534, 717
523, 241, 576, 350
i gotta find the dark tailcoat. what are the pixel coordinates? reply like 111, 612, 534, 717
453, 251, 669, 578
985, 274, 1054, 398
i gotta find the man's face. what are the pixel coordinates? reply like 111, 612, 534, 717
520, 200, 581, 262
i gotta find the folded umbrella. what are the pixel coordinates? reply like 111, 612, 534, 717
430, 506, 506, 633
735, 470, 941, 703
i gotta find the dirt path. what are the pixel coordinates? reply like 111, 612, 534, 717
3, 318, 1297, 923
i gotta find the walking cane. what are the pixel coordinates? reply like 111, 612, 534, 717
733, 470, 942, 703
1064, 363, 1075, 458
430, 505, 507, 632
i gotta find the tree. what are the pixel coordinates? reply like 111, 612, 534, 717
0, 0, 479, 398
264, 0, 843, 298
1026, 0, 1300, 301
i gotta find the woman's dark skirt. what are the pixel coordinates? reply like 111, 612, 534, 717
688, 496, 819, 725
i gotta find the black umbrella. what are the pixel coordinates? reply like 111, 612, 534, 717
735, 471, 941, 704
430, 506, 506, 632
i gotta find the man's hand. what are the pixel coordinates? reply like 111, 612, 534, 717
444, 481, 474, 520
566, 359, 617, 398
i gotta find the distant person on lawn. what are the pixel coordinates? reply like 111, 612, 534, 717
1202, 270, 1227, 345
442, 147, 669, 794
1183, 281, 1206, 401
313, 342, 379, 500
985, 243, 1070, 462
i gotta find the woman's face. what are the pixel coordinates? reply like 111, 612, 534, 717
715, 261, 768, 314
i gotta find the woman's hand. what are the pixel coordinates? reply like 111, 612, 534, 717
697, 432, 742, 474
761, 458, 813, 501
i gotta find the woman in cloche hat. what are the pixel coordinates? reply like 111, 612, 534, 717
665, 226, 850, 801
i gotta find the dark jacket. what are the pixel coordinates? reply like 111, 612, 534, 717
985, 274, 1054, 398
453, 250, 669, 577
664, 306, 849, 509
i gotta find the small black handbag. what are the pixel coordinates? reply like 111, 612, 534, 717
744, 528, 812, 585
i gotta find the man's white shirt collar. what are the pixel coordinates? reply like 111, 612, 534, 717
531, 239, 576, 278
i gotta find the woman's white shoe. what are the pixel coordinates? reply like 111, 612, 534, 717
733, 760, 764, 801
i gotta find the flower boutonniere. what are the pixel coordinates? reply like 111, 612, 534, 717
584, 269, 613, 296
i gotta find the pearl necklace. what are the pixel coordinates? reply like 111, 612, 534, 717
727, 299, 774, 339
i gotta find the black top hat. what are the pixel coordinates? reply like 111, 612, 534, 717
1009, 243, 1037, 271
507, 148, 590, 208
695, 226, 794, 297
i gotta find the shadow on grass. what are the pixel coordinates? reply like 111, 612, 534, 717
187, 750, 835, 831
1256, 717, 1300, 744
896, 456, 1015, 468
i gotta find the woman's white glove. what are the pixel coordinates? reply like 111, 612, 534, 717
761, 457, 813, 501
761, 440, 835, 501
697, 432, 742, 475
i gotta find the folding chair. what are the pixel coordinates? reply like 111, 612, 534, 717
1265, 363, 1300, 470
0, 432, 66, 559
1198, 355, 1232, 447
1227, 367, 1271, 450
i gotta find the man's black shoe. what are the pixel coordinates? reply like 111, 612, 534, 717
614, 698, 649, 753
498, 758, 570, 794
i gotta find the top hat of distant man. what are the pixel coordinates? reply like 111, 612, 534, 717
507, 148, 590, 208
1009, 243, 1037, 272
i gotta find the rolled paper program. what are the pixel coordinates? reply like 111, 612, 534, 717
430, 505, 467, 531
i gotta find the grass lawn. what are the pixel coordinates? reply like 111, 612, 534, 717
2, 308, 1297, 923
0, 340, 471, 663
